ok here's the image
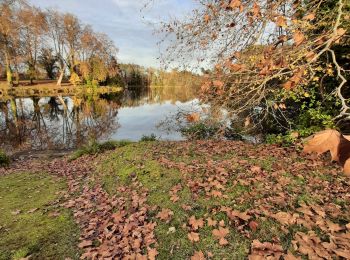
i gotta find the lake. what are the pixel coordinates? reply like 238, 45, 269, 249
0, 85, 201, 153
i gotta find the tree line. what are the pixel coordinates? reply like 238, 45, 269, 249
0, 0, 121, 87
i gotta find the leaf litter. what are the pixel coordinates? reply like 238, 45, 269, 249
1, 140, 349, 259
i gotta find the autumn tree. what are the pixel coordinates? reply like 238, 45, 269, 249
0, 0, 23, 87
18, 5, 48, 84
39, 48, 58, 79
161, 0, 349, 134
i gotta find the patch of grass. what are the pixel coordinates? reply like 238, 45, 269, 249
0, 149, 10, 167
0, 172, 80, 260
70, 139, 132, 161
140, 134, 157, 142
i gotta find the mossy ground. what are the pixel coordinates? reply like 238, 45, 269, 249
0, 172, 80, 260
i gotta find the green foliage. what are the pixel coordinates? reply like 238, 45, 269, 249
0, 172, 79, 260
265, 133, 298, 147
70, 140, 132, 161
0, 149, 10, 167
180, 122, 220, 140
140, 134, 157, 142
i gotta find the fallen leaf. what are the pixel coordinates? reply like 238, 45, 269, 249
207, 218, 217, 227
188, 232, 200, 242
249, 221, 259, 232
191, 251, 205, 260
189, 216, 204, 230
156, 208, 174, 222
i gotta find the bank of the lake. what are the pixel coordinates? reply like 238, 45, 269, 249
1, 140, 349, 259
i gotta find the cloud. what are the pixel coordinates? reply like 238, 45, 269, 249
29, 0, 196, 68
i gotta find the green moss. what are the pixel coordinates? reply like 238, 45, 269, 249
0, 172, 80, 260
70, 139, 132, 161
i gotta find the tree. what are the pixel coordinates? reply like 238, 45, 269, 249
161, 0, 349, 133
18, 5, 48, 84
0, 0, 23, 87
39, 48, 58, 79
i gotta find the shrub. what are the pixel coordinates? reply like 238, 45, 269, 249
180, 122, 220, 140
69, 140, 132, 161
140, 134, 157, 142
0, 150, 10, 167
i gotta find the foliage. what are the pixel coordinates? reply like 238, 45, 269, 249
0, 172, 79, 259
69, 140, 132, 160
0, 149, 10, 167
161, 0, 350, 136
180, 122, 220, 140
140, 134, 157, 142
0, 0, 121, 86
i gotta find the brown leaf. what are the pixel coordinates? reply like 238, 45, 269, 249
212, 227, 229, 240
156, 208, 174, 222
249, 221, 259, 232
250, 166, 262, 174
78, 240, 92, 248
188, 232, 200, 242
293, 31, 305, 46
229, 0, 242, 9
187, 113, 200, 123
191, 251, 205, 260
303, 129, 341, 162
303, 13, 315, 21
333, 249, 350, 259
252, 3, 260, 17
147, 247, 158, 260
189, 216, 204, 230
207, 218, 217, 227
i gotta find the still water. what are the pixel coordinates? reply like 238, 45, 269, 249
0, 86, 200, 152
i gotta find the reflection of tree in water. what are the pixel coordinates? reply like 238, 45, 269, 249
106, 85, 200, 108
0, 95, 120, 151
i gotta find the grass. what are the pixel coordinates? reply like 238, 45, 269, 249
69, 140, 132, 161
94, 143, 253, 259
0, 172, 80, 260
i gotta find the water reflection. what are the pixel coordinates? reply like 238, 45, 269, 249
0, 85, 199, 152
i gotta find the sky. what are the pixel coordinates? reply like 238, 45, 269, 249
30, 0, 196, 68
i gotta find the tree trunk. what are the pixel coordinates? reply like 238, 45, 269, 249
57, 63, 66, 86
5, 52, 13, 87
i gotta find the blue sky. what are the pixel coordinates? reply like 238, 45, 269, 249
30, 0, 196, 68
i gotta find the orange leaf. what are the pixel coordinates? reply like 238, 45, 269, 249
188, 232, 200, 242
189, 216, 204, 230
191, 251, 205, 260
186, 113, 200, 123
293, 31, 305, 46
276, 16, 287, 27
212, 227, 229, 239
249, 221, 259, 232
303, 13, 315, 21
252, 3, 260, 17
229, 0, 242, 9
207, 218, 217, 227
156, 208, 174, 222
148, 248, 158, 260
